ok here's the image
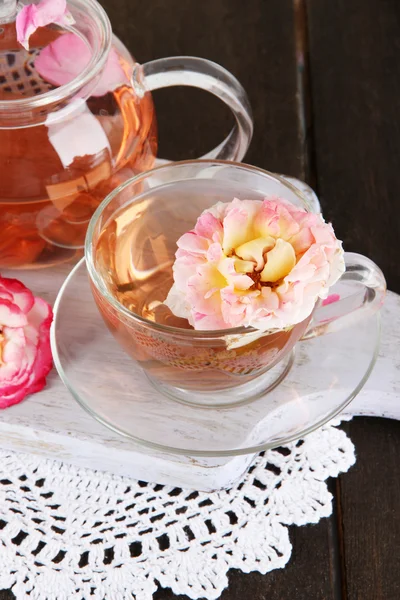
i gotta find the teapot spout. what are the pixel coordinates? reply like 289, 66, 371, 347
0, 0, 17, 24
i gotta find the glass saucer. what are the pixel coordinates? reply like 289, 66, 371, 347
51, 259, 380, 457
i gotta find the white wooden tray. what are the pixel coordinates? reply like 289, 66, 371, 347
0, 265, 398, 491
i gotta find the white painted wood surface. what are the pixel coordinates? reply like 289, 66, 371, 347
0, 265, 398, 491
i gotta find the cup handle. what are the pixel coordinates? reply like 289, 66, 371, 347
302, 252, 386, 340
132, 56, 253, 162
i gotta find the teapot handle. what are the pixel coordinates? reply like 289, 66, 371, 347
132, 56, 253, 163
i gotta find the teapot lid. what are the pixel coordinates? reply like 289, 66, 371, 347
0, 0, 91, 101
0, 0, 112, 126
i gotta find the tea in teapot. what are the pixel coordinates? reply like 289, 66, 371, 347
0, 0, 252, 268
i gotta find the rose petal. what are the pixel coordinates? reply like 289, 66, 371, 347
0, 277, 34, 314
194, 212, 223, 241
235, 236, 275, 271
185, 263, 227, 325
177, 231, 210, 255
16, 0, 74, 51
26, 296, 52, 332
0, 289, 13, 303
217, 257, 253, 291
289, 228, 315, 255
222, 199, 261, 254
0, 299, 28, 328
255, 197, 300, 240
0, 337, 36, 396
163, 284, 191, 322
173, 253, 203, 290
233, 258, 256, 274
191, 311, 228, 331
261, 239, 296, 283
206, 243, 224, 264
321, 293, 341, 307
1, 327, 26, 366
35, 33, 128, 97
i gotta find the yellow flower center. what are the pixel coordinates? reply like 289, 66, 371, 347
234, 236, 296, 285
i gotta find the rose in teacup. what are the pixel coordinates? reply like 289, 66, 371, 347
0, 277, 53, 408
165, 197, 345, 330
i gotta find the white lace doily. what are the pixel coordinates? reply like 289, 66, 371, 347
0, 423, 355, 600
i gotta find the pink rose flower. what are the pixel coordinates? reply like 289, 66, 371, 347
0, 277, 53, 409
165, 197, 345, 331
16, 0, 75, 51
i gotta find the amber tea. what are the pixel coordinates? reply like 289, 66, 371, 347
0, 23, 156, 268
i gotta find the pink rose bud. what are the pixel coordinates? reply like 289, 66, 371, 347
165, 197, 345, 331
0, 277, 53, 409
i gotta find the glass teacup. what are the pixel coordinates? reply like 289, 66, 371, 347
85, 160, 386, 407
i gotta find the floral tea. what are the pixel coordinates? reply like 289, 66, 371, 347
92, 180, 313, 391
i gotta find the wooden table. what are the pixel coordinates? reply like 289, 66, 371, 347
2, 0, 400, 598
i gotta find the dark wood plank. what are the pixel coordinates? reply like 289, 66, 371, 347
102, 0, 305, 177
308, 1, 400, 598
339, 419, 400, 600
307, 0, 400, 291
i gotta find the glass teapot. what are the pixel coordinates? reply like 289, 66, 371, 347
0, 0, 253, 269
